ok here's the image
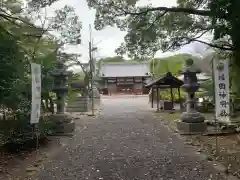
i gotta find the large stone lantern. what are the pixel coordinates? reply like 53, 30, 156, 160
177, 59, 206, 134
50, 58, 75, 134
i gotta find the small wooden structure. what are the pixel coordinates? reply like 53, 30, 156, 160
98, 62, 152, 95
145, 72, 184, 111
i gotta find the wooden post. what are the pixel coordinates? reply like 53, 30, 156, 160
170, 87, 174, 109
178, 87, 181, 110
157, 87, 159, 111
159, 89, 161, 110
151, 87, 154, 108
178, 88, 181, 100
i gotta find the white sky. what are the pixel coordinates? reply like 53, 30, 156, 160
46, 0, 209, 65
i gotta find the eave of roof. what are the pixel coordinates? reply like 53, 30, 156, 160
145, 72, 183, 88
99, 62, 151, 77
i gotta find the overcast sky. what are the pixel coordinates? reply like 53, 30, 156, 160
46, 0, 209, 64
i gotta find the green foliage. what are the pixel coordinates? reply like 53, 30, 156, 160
27, 0, 59, 10
0, 116, 55, 151
160, 89, 184, 101
149, 53, 208, 102
87, 0, 237, 60
97, 56, 125, 66
150, 88, 184, 102
67, 72, 85, 101
200, 79, 214, 99
0, 29, 26, 110
70, 71, 85, 82
96, 55, 143, 66
50, 5, 82, 45
149, 53, 198, 77
0, 0, 82, 148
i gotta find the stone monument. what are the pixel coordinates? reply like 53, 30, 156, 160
50, 58, 75, 134
177, 59, 206, 134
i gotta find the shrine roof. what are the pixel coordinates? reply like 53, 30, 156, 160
99, 62, 151, 77
145, 72, 184, 88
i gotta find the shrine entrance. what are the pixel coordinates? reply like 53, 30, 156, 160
117, 84, 134, 94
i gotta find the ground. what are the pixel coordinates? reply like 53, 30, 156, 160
22, 96, 237, 179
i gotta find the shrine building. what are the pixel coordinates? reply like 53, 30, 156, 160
98, 62, 152, 95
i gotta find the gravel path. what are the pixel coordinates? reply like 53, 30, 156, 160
34, 96, 230, 180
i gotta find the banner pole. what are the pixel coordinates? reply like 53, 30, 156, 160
35, 124, 39, 151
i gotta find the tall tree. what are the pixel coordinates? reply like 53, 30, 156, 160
86, 0, 238, 66
0, 28, 25, 109
97, 56, 125, 66
149, 54, 196, 77
0, 0, 82, 113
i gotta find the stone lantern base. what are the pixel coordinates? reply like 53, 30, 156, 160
50, 113, 75, 134
177, 121, 207, 135
180, 112, 205, 123
177, 112, 206, 135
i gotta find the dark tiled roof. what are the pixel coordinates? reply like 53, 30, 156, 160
145, 72, 183, 88
99, 62, 151, 77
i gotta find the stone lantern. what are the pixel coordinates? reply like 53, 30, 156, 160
177, 59, 206, 134
50, 58, 75, 134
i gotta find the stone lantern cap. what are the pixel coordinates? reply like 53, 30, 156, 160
180, 59, 201, 74
51, 60, 71, 77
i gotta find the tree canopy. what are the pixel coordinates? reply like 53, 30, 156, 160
86, 0, 238, 63
0, 0, 82, 113
149, 53, 203, 77
0, 0, 85, 145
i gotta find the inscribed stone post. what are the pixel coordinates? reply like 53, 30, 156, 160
213, 59, 230, 123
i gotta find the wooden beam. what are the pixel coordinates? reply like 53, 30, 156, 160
178, 88, 181, 100
178, 88, 182, 110
170, 87, 174, 109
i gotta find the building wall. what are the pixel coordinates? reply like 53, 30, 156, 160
133, 83, 143, 94
100, 76, 151, 95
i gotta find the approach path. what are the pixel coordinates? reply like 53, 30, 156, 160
35, 95, 229, 180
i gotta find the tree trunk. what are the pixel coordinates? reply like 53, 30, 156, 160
83, 74, 89, 96
41, 99, 46, 112
230, 18, 240, 96
49, 97, 54, 114
45, 99, 49, 110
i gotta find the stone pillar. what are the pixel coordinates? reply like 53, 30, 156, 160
177, 59, 206, 134
56, 91, 65, 113
89, 84, 101, 109
50, 58, 75, 134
